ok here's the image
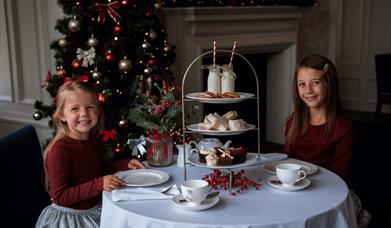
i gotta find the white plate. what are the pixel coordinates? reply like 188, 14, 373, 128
116, 169, 170, 187
171, 194, 220, 211
266, 175, 311, 191
187, 123, 256, 136
188, 152, 258, 169
264, 158, 318, 175
185, 92, 254, 104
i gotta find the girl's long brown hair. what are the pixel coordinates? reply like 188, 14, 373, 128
43, 81, 104, 192
286, 54, 343, 150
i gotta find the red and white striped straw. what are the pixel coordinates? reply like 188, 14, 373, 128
229, 41, 237, 66
213, 41, 216, 67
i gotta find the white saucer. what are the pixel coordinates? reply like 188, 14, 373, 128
266, 175, 311, 191
171, 194, 220, 211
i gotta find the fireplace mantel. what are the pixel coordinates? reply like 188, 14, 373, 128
159, 6, 303, 144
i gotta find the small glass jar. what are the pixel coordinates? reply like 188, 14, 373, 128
221, 64, 236, 93
206, 65, 221, 93
146, 135, 173, 167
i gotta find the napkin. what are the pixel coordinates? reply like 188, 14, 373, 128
259, 153, 288, 163
112, 185, 180, 202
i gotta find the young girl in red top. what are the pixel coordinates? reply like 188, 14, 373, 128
284, 54, 352, 182
36, 81, 144, 227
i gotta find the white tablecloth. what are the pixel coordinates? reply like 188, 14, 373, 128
101, 162, 357, 228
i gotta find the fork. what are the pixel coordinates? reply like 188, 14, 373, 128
160, 185, 173, 194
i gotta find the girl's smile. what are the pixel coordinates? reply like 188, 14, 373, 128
297, 67, 328, 112
59, 88, 100, 140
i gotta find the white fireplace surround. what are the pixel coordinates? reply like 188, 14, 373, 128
160, 7, 302, 144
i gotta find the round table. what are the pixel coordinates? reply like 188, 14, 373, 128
100, 162, 357, 228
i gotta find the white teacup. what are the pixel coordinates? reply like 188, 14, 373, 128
181, 180, 209, 206
276, 163, 307, 187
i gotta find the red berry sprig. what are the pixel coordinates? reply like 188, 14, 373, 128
202, 169, 261, 195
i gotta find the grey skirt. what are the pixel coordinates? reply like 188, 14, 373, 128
35, 203, 101, 228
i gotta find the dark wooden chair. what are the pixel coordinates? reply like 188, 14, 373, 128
0, 125, 50, 227
374, 53, 391, 122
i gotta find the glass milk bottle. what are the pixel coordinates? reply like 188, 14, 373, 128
205, 65, 221, 93
221, 64, 236, 93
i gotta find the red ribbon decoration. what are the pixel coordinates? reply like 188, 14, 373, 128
95, 1, 121, 23
148, 130, 169, 159
101, 128, 118, 142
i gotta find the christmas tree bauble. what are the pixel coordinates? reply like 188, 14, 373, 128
87, 36, 99, 47
33, 111, 43, 120
58, 37, 67, 48
68, 18, 80, 32
119, 58, 132, 72
148, 29, 157, 40
119, 119, 128, 128
91, 69, 102, 80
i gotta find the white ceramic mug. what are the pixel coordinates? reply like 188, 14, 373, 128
181, 180, 209, 206
276, 163, 306, 187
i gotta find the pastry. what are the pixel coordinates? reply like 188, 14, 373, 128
205, 151, 219, 166
228, 119, 247, 131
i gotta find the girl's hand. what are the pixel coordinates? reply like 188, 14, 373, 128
103, 175, 126, 192
128, 159, 145, 170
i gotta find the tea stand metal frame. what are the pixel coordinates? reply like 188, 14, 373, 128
181, 50, 261, 192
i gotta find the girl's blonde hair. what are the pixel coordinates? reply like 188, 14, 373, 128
286, 54, 343, 150
43, 81, 104, 191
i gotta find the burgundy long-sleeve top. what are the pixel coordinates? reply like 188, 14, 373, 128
284, 116, 353, 181
46, 136, 129, 209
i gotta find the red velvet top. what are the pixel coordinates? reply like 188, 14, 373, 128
46, 136, 129, 209
284, 116, 353, 181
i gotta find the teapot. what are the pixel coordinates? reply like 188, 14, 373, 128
189, 138, 232, 151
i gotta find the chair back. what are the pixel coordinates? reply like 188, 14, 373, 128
0, 125, 50, 227
374, 53, 391, 95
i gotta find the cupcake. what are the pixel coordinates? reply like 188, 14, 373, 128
231, 146, 248, 164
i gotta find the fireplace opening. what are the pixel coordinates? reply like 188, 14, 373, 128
200, 52, 282, 153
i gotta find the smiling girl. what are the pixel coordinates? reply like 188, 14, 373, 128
36, 81, 144, 228
284, 54, 352, 182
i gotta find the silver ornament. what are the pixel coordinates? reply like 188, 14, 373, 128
154, 2, 162, 10
87, 36, 99, 47
33, 111, 43, 120
119, 120, 128, 128
148, 30, 157, 40
58, 37, 67, 48
91, 69, 102, 80
118, 58, 133, 72
163, 44, 171, 52
68, 18, 80, 32
144, 67, 152, 75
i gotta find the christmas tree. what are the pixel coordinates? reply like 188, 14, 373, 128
33, 0, 180, 160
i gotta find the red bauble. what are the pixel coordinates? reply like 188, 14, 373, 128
98, 93, 107, 104
63, 77, 73, 84
72, 60, 81, 69
120, 0, 129, 6
114, 24, 122, 33
105, 52, 114, 61
145, 10, 153, 17
148, 59, 156, 65
115, 146, 125, 153
77, 74, 89, 82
